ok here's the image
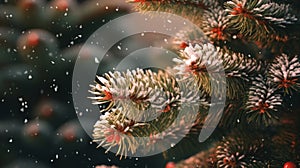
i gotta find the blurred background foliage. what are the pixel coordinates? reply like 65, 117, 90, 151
0, 0, 169, 167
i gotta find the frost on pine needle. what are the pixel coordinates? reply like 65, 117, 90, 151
146, 117, 195, 148
257, 2, 297, 27
225, 0, 297, 26
216, 133, 266, 167
245, 75, 282, 126
268, 54, 300, 94
92, 109, 140, 159
202, 7, 229, 41
224, 0, 297, 41
173, 43, 223, 76
222, 51, 264, 81
173, 43, 225, 97
172, 29, 207, 49
89, 69, 166, 115
178, 80, 209, 107
173, 43, 263, 98
174, 43, 263, 80
89, 68, 208, 158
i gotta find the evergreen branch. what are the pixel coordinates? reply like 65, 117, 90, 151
171, 6, 232, 46
128, 0, 219, 11
245, 75, 282, 127
173, 43, 226, 98
202, 6, 230, 42
92, 110, 140, 159
175, 147, 217, 168
268, 54, 300, 94
144, 116, 198, 154
259, 2, 297, 26
90, 68, 209, 158
218, 101, 248, 129
88, 0, 300, 162
175, 130, 269, 167
128, 0, 220, 27
173, 43, 263, 99
216, 132, 267, 167
172, 29, 207, 50
89, 69, 169, 115
222, 48, 264, 81
129, 0, 203, 17
224, 0, 297, 42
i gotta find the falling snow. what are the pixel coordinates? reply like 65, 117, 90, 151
54, 86, 58, 92
95, 57, 100, 63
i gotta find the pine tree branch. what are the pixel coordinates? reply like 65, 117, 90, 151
224, 0, 297, 42
173, 43, 264, 99
268, 53, 300, 94
245, 75, 283, 127
202, 6, 230, 42
90, 69, 208, 158
128, 0, 220, 28
128, 0, 219, 11
216, 131, 268, 167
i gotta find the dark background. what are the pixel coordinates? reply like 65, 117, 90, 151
0, 0, 170, 167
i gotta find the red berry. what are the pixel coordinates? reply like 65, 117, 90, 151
179, 42, 188, 49
161, 104, 171, 113
26, 32, 40, 47
25, 123, 40, 137
62, 127, 76, 141
20, 0, 35, 10
284, 162, 297, 168
165, 162, 176, 168
40, 104, 53, 118
54, 0, 69, 11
